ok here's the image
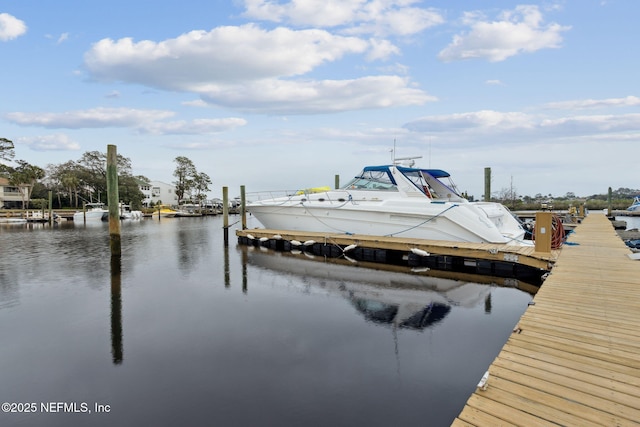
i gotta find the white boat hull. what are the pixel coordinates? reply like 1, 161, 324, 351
249, 197, 528, 245
0, 218, 27, 224
73, 211, 107, 221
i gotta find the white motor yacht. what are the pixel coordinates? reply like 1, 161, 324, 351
247, 163, 531, 246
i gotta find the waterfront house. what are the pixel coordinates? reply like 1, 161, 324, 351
139, 180, 178, 207
0, 177, 29, 209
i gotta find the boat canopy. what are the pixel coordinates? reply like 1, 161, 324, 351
343, 165, 464, 200
360, 165, 451, 183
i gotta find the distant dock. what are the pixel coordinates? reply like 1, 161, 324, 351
452, 212, 640, 426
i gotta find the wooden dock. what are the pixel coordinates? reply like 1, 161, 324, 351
235, 228, 559, 272
452, 212, 640, 426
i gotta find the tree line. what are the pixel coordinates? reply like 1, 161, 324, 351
0, 138, 211, 210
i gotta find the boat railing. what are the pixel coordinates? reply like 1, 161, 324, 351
246, 190, 301, 203
247, 189, 354, 205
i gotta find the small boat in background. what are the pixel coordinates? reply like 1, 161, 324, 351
73, 203, 108, 222
0, 217, 27, 224
152, 205, 178, 218
119, 204, 143, 220
174, 204, 203, 217
627, 196, 640, 212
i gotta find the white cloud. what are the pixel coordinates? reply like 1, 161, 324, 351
0, 13, 27, 41
404, 110, 640, 143
84, 25, 369, 89
5, 107, 247, 136
438, 5, 570, 62
540, 113, 640, 133
138, 118, 248, 135
241, 0, 444, 36
485, 79, 503, 85
57, 33, 69, 44
545, 95, 640, 110
17, 134, 81, 151
365, 38, 400, 61
6, 107, 175, 128
199, 76, 435, 114
83, 24, 430, 113
404, 110, 534, 133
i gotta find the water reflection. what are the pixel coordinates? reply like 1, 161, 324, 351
111, 256, 123, 365
175, 219, 212, 274
240, 246, 533, 331
0, 218, 537, 427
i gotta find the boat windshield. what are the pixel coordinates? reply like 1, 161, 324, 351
400, 168, 465, 201
342, 169, 398, 191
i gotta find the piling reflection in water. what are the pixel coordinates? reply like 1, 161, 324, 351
110, 256, 123, 365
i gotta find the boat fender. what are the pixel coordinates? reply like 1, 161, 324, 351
343, 255, 357, 264
272, 234, 283, 240
410, 248, 430, 257
290, 240, 302, 246
477, 371, 489, 391
259, 237, 269, 242
343, 244, 358, 252
303, 240, 316, 246
247, 234, 255, 240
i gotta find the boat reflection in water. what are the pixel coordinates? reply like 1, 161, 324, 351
241, 246, 537, 331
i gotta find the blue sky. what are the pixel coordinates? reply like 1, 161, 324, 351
1, 0, 638, 199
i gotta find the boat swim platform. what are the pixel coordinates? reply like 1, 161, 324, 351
452, 212, 640, 427
235, 228, 560, 283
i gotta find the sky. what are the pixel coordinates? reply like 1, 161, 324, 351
1, 0, 638, 200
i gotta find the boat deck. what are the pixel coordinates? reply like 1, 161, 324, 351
452, 212, 640, 426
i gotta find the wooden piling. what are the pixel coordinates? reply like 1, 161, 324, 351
222, 186, 229, 246
48, 190, 53, 225
106, 145, 121, 257
484, 167, 491, 202
240, 185, 246, 230
335, 174, 340, 190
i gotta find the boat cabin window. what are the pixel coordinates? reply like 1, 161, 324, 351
342, 170, 398, 191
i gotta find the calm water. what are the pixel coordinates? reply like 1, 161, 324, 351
0, 216, 534, 427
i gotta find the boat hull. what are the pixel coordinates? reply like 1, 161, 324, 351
73, 211, 107, 221
248, 198, 528, 245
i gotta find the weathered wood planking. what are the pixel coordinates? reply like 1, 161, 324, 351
453, 212, 640, 426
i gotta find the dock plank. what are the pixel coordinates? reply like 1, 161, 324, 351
453, 213, 640, 426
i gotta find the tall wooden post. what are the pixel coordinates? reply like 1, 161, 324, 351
607, 187, 612, 217
48, 190, 53, 225
106, 145, 121, 257
240, 185, 246, 230
484, 167, 491, 202
222, 186, 229, 246
335, 174, 340, 190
